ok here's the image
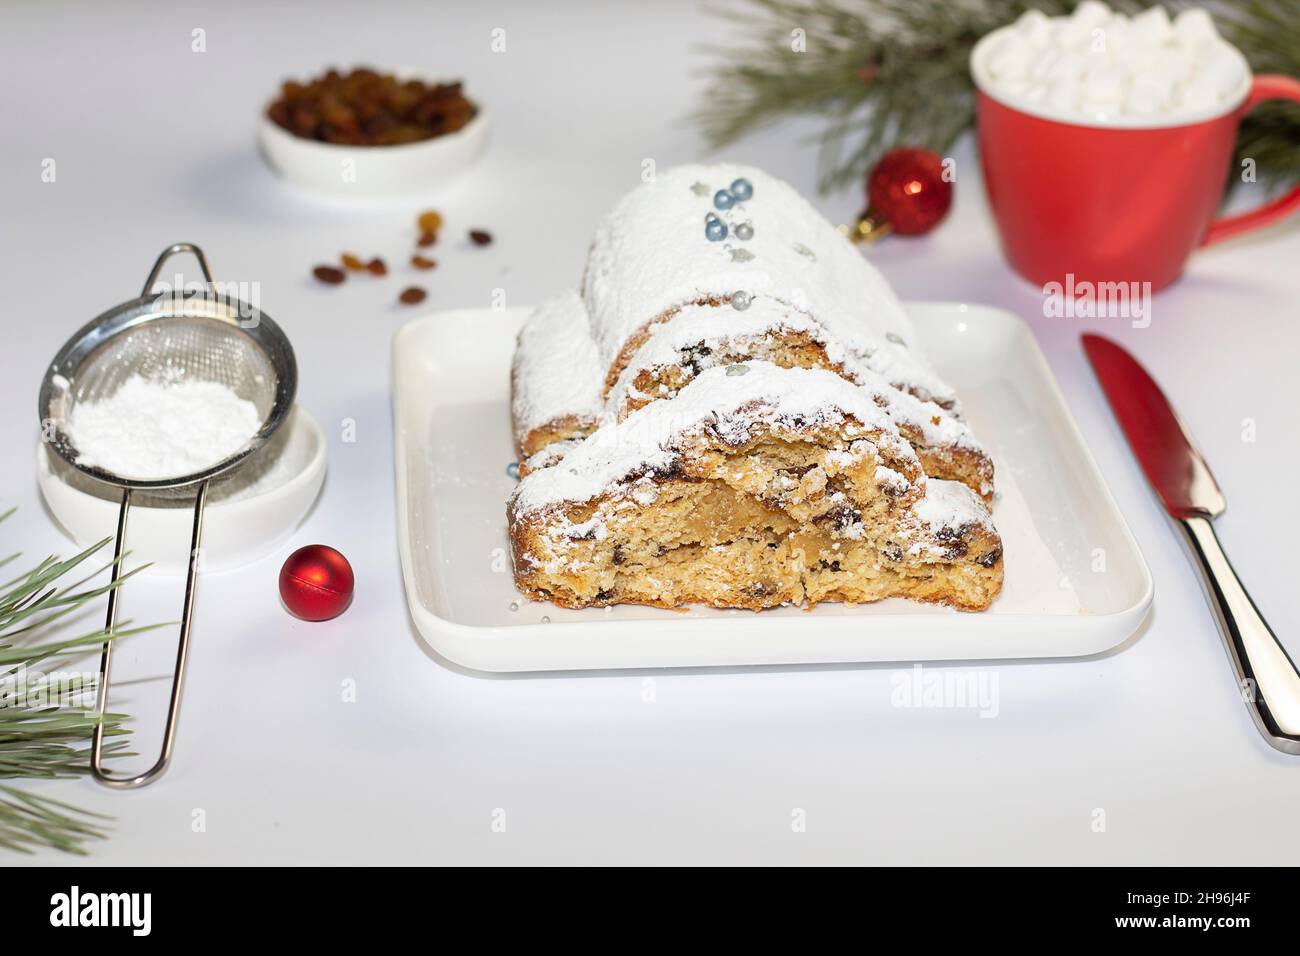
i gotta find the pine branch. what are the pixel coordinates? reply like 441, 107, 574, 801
694, 0, 1300, 194
0, 523, 157, 856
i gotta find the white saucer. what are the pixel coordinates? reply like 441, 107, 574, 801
37, 405, 327, 574
257, 71, 490, 197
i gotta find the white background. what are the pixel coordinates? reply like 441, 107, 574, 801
3, 0, 1298, 865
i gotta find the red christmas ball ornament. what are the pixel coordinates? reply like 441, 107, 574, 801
849, 148, 953, 242
279, 545, 354, 621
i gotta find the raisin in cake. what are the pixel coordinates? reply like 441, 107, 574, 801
509, 364, 1002, 611
506, 163, 1003, 611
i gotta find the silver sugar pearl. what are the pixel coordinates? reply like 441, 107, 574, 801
730, 291, 752, 311
734, 221, 754, 241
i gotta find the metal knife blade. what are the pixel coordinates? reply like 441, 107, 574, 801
1082, 334, 1225, 519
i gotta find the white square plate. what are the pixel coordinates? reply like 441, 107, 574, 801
394, 304, 1152, 672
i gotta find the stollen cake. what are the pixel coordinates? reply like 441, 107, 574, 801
507, 163, 1004, 611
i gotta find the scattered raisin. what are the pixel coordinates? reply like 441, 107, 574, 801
468, 229, 493, 246
399, 286, 427, 305
416, 230, 437, 247
417, 210, 443, 233
313, 265, 345, 285
366, 257, 387, 276
410, 254, 437, 270
341, 253, 367, 271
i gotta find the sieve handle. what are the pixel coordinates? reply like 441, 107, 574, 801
91, 480, 209, 789
141, 242, 215, 297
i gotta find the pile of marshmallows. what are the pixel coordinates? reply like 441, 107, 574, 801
980, 2, 1248, 121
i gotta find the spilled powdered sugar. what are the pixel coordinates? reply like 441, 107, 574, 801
67, 374, 261, 480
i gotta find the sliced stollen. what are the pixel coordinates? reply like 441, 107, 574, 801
508, 363, 1003, 611
606, 298, 994, 499
510, 293, 993, 497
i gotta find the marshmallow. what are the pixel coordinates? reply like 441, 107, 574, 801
1125, 73, 1171, 115
1082, 65, 1124, 105
1177, 76, 1221, 112
1032, 48, 1087, 83
1199, 44, 1247, 97
1173, 8, 1219, 46
1052, 19, 1092, 52
1047, 77, 1082, 113
1015, 9, 1053, 43
986, 33, 1037, 81
981, 3, 1245, 122
1072, 0, 1112, 30
1130, 6, 1172, 43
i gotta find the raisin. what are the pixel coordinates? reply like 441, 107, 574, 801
468, 229, 493, 246
410, 255, 437, 270
266, 70, 477, 145
366, 257, 387, 276
416, 230, 437, 247
313, 265, 345, 285
417, 210, 443, 233
341, 253, 367, 271
399, 286, 427, 305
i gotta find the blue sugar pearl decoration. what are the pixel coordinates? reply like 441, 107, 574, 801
713, 189, 735, 211
729, 178, 753, 202
734, 221, 754, 241
705, 218, 728, 241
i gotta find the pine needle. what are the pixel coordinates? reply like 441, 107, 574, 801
0, 524, 157, 856
694, 0, 1300, 194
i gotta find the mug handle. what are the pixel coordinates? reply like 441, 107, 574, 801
1201, 75, 1300, 247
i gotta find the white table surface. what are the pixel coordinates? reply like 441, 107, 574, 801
4, 0, 1298, 866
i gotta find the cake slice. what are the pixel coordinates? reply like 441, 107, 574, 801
511, 293, 993, 498
508, 363, 1003, 611
606, 298, 994, 499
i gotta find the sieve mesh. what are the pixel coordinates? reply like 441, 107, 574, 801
65, 316, 278, 419
41, 285, 296, 494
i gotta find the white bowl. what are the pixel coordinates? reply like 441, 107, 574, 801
256, 73, 490, 197
37, 406, 327, 574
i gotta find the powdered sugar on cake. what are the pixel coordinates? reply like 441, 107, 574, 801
604, 296, 982, 454
580, 163, 955, 405
510, 290, 607, 450
511, 362, 918, 517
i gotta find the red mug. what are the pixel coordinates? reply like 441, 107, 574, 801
972, 32, 1300, 292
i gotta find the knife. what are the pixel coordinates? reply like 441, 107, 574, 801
1083, 333, 1300, 755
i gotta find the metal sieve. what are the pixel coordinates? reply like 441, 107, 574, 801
38, 243, 297, 788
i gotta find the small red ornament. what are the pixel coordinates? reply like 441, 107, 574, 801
849, 148, 953, 242
279, 545, 354, 621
